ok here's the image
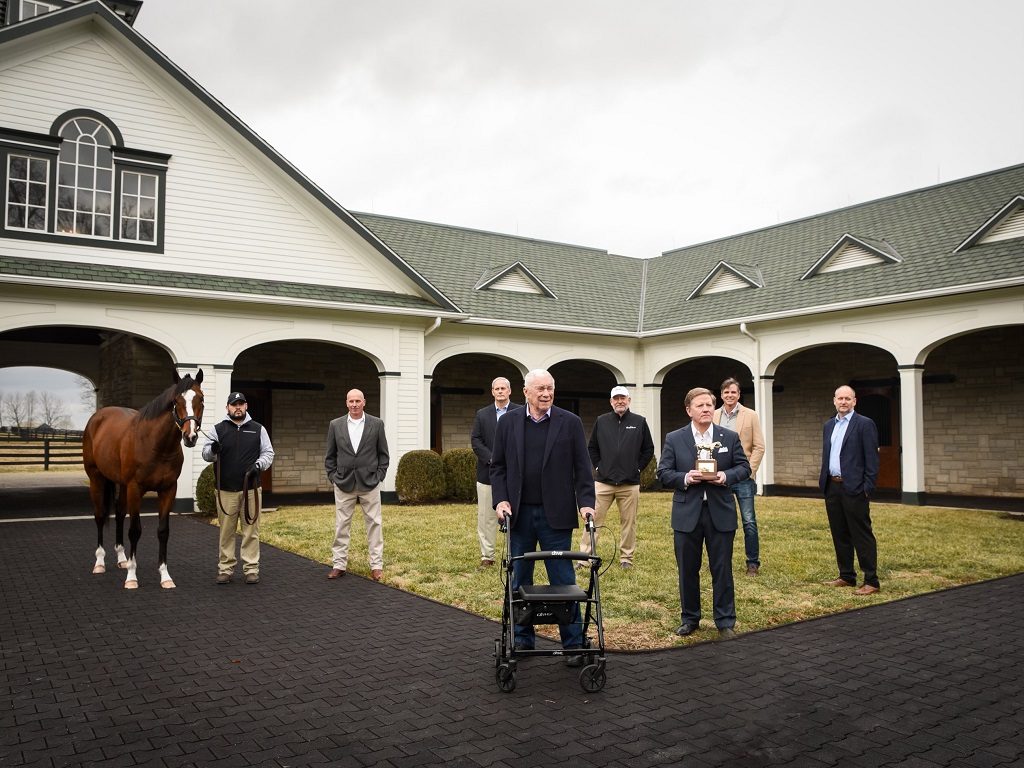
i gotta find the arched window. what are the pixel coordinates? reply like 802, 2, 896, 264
56, 116, 114, 237
1, 109, 169, 251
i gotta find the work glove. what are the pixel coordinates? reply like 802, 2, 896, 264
209, 441, 220, 455
246, 463, 261, 484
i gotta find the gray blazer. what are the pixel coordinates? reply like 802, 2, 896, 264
324, 413, 390, 493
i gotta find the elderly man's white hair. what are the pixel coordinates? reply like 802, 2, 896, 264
524, 368, 554, 386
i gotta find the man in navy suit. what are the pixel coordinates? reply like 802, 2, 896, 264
490, 369, 596, 662
657, 387, 750, 639
470, 377, 522, 568
819, 385, 881, 595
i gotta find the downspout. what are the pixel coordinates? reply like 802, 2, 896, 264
424, 316, 442, 336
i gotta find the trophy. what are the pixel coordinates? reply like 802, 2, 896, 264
695, 441, 722, 479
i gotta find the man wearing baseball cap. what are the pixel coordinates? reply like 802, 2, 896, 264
581, 385, 654, 568
202, 392, 275, 584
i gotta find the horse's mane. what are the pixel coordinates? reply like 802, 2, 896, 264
137, 376, 195, 421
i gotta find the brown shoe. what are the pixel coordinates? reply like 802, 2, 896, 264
244, 573, 260, 585
216, 573, 231, 585
478, 559, 495, 569
822, 578, 856, 587
327, 568, 346, 579
370, 569, 383, 582
746, 564, 759, 576
854, 584, 880, 595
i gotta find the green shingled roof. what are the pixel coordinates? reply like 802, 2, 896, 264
0, 255, 442, 312
644, 164, 1024, 332
352, 213, 645, 333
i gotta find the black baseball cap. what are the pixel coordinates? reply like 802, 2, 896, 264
227, 392, 247, 404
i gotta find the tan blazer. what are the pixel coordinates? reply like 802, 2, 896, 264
713, 404, 765, 476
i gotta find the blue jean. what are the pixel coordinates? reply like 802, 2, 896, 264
510, 504, 583, 650
729, 478, 760, 566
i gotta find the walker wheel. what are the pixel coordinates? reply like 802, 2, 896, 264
496, 664, 517, 693
579, 663, 606, 693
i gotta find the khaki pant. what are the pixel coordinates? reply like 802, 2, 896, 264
476, 482, 498, 561
332, 485, 384, 570
580, 482, 640, 564
217, 489, 260, 575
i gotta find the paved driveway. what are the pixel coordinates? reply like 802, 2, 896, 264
0, 488, 1021, 767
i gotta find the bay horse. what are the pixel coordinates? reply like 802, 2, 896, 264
82, 370, 205, 589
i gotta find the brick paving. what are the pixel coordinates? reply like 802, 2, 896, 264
1, 499, 1022, 767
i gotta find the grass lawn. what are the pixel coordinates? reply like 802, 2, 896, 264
250, 493, 1024, 650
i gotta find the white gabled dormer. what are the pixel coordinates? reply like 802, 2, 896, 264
800, 234, 902, 280
474, 262, 556, 298
954, 195, 1024, 252
687, 261, 762, 300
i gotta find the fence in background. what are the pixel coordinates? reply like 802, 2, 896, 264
0, 431, 84, 469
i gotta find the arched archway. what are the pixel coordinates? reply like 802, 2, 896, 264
547, 360, 617, 436
658, 357, 755, 442
231, 340, 380, 493
772, 343, 898, 492
429, 354, 522, 453
920, 326, 1023, 499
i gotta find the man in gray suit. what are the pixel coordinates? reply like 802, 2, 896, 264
324, 389, 390, 582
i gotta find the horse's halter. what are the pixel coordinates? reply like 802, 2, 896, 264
172, 387, 203, 447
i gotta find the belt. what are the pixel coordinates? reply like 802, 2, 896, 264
831, 476, 843, 483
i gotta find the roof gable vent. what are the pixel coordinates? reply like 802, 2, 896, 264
955, 196, 1024, 252
688, 262, 763, 300
801, 234, 902, 280
475, 262, 555, 298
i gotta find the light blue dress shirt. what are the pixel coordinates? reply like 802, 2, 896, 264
828, 411, 852, 477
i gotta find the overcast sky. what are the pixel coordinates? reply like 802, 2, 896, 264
2, 0, 1022, 426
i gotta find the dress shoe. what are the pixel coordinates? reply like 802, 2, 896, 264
675, 623, 699, 637
215, 573, 231, 585
717, 627, 737, 640
478, 559, 495, 570
854, 584, 880, 595
244, 573, 260, 585
822, 578, 856, 587
513, 643, 534, 653
371, 569, 383, 582
620, 561, 633, 570
327, 568, 345, 579
746, 564, 760, 576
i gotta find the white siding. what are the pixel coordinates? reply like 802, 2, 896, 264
0, 32, 422, 297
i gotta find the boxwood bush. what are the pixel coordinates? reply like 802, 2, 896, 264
396, 449, 446, 503
442, 447, 477, 502
195, 463, 217, 516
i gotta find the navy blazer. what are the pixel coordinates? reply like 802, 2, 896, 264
490, 405, 596, 530
470, 402, 523, 484
657, 425, 750, 534
819, 411, 879, 497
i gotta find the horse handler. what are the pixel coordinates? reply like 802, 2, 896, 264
202, 392, 274, 585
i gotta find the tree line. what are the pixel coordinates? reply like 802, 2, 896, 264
0, 374, 95, 430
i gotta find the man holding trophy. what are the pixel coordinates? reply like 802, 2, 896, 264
657, 387, 750, 639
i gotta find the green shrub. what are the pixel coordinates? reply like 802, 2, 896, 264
195, 463, 217, 516
640, 456, 660, 491
396, 449, 446, 503
442, 447, 477, 502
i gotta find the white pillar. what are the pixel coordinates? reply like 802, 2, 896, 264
379, 372, 402, 493
757, 375, 775, 491
898, 364, 926, 505
644, 383, 663, 450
